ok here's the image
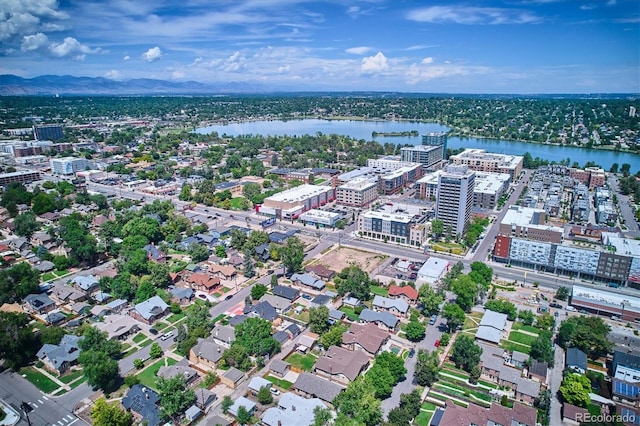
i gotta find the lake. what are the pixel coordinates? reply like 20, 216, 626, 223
196, 119, 639, 172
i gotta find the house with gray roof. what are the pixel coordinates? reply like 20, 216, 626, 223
206, 415, 231, 426
195, 388, 217, 411
170, 287, 194, 305
270, 359, 291, 377
228, 315, 247, 327
372, 295, 409, 317
259, 294, 292, 314
211, 324, 235, 347
342, 322, 389, 356
130, 295, 169, 325
228, 396, 256, 417
72, 275, 99, 293
272, 285, 300, 301
36, 334, 81, 374
24, 293, 55, 314
291, 273, 326, 290
315, 345, 370, 384
90, 304, 111, 318
93, 291, 112, 303
329, 309, 345, 324
157, 362, 199, 385
358, 308, 399, 331
122, 385, 162, 426
248, 376, 272, 395
105, 298, 128, 313
293, 372, 345, 403
262, 393, 326, 426
566, 347, 588, 374
273, 330, 290, 344
34, 260, 55, 273
245, 301, 278, 322
222, 367, 245, 389
189, 336, 225, 368
475, 310, 508, 344
311, 294, 332, 307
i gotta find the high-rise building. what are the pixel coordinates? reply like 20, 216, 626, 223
436, 165, 475, 237
421, 132, 447, 156
50, 157, 91, 175
336, 178, 378, 207
400, 145, 444, 170
33, 125, 64, 141
449, 149, 523, 181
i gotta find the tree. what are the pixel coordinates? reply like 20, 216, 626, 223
485, 299, 517, 320
257, 386, 273, 405
405, 319, 426, 342
555, 286, 569, 301
14, 211, 40, 238
185, 303, 214, 336
215, 245, 227, 258
39, 326, 66, 345
91, 397, 132, 426
243, 250, 255, 278
313, 406, 333, 426
270, 274, 278, 287
418, 286, 444, 316
335, 265, 371, 300
451, 274, 480, 312
559, 374, 591, 407
242, 182, 263, 204
469, 364, 481, 384
518, 310, 535, 326
535, 312, 555, 331
236, 405, 252, 425
441, 303, 465, 332
58, 214, 98, 265
79, 350, 120, 391
31, 192, 56, 215
234, 317, 280, 357
610, 163, 619, 173
133, 359, 145, 369
431, 219, 444, 239
149, 342, 163, 358
530, 331, 555, 366
150, 263, 172, 288
79, 327, 122, 359
188, 243, 210, 263
230, 228, 248, 250
469, 261, 493, 287
557, 316, 612, 359
374, 351, 407, 383
309, 306, 330, 334
221, 395, 234, 413
250, 284, 267, 301
365, 363, 395, 398
333, 377, 382, 426
156, 375, 196, 420
135, 280, 157, 303
414, 349, 440, 386
0, 262, 40, 304
450, 335, 482, 373
321, 323, 347, 348
222, 343, 253, 371
280, 236, 305, 274
0, 312, 39, 370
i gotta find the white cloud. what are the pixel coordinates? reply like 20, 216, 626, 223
49, 37, 100, 59
278, 65, 290, 73
406, 6, 542, 25
123, 55, 130, 61
171, 70, 185, 79
422, 57, 434, 64
0, 0, 69, 41
361, 52, 389, 73
142, 46, 162, 62
105, 70, 122, 80
346, 46, 371, 55
21, 32, 48, 51
580, 4, 597, 10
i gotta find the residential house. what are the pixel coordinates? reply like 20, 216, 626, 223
290, 273, 326, 291
195, 388, 217, 411
211, 324, 235, 347
245, 301, 278, 322
286, 323, 301, 339
24, 293, 55, 314
273, 330, 290, 344
498, 366, 541, 405
44, 311, 66, 325
50, 284, 86, 304
372, 295, 409, 317
130, 295, 169, 325
70, 301, 90, 315
262, 393, 326, 426
205, 415, 231, 426
187, 272, 221, 294
189, 336, 226, 369
254, 243, 270, 261
97, 314, 140, 340
34, 261, 55, 273
143, 244, 166, 263
248, 377, 272, 395
209, 264, 236, 279
272, 285, 300, 301
509, 351, 528, 369
259, 294, 292, 314
612, 351, 640, 405
228, 396, 255, 417
439, 401, 537, 426
315, 345, 370, 384
293, 372, 345, 404
528, 359, 549, 384
221, 367, 245, 389
170, 286, 194, 305
90, 305, 111, 318
341, 322, 389, 356
358, 308, 399, 332
269, 359, 291, 378
36, 334, 81, 375
304, 264, 335, 281
93, 291, 112, 304
296, 333, 318, 353
566, 347, 588, 374
562, 403, 589, 425
105, 298, 128, 313
185, 405, 203, 423
475, 310, 508, 345
122, 385, 162, 426
342, 296, 361, 307
311, 294, 332, 308
31, 232, 53, 248
72, 275, 99, 294
157, 361, 199, 385
387, 285, 418, 304
329, 309, 345, 324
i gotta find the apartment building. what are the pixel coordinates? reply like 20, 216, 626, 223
450, 148, 523, 181
399, 144, 444, 170
499, 205, 564, 244
435, 165, 475, 236
336, 178, 378, 207
358, 210, 426, 247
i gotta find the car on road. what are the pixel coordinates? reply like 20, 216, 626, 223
549, 302, 563, 309
225, 294, 234, 301
229, 214, 235, 218
161, 331, 174, 341
215, 213, 221, 217
149, 328, 158, 335
408, 349, 415, 358
412, 377, 418, 385
554, 312, 559, 317
434, 339, 440, 347
428, 315, 437, 325
204, 209, 209, 212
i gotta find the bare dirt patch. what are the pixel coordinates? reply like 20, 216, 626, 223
315, 247, 387, 274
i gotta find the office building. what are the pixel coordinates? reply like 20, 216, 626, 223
400, 145, 444, 171
358, 210, 427, 247
336, 178, 378, 207
50, 157, 91, 175
450, 149, 523, 181
260, 184, 335, 219
421, 132, 447, 155
435, 165, 475, 237
0, 170, 41, 186
33, 124, 64, 141
380, 164, 423, 195
499, 205, 564, 244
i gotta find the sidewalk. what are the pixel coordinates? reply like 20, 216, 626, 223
0, 399, 20, 426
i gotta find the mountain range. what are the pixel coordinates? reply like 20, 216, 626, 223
0, 74, 267, 95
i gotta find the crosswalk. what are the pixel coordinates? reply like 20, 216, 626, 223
24, 396, 79, 426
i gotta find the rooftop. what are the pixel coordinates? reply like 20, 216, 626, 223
338, 177, 378, 190
265, 184, 331, 203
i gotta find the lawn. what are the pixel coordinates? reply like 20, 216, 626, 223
137, 358, 178, 390
440, 368, 470, 380
138, 339, 153, 348
500, 340, 532, 355
20, 367, 60, 394
167, 313, 185, 323
132, 332, 147, 344
421, 402, 437, 411
285, 353, 317, 372
154, 322, 170, 331
59, 369, 84, 384
212, 314, 226, 324
507, 331, 537, 346
41, 269, 70, 282
230, 197, 247, 210
265, 376, 293, 390
432, 242, 465, 255
511, 323, 542, 334
370, 286, 388, 297
415, 411, 433, 426
70, 377, 87, 389
339, 306, 360, 321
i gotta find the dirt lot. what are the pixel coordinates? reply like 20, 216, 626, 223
316, 246, 387, 274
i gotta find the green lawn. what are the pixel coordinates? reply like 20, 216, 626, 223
139, 339, 153, 348
59, 369, 84, 384
440, 368, 470, 380
167, 313, 185, 323
69, 377, 87, 389
511, 323, 542, 334
212, 314, 226, 324
265, 376, 293, 390
421, 402, 437, 411
137, 358, 178, 390
415, 411, 433, 426
285, 353, 317, 372
154, 322, 170, 331
500, 340, 532, 355
132, 332, 147, 344
339, 306, 360, 321
41, 269, 70, 282
230, 197, 247, 210
507, 331, 537, 346
478, 380, 498, 389
20, 367, 60, 393
370, 286, 388, 297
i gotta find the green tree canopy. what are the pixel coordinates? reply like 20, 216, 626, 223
250, 283, 268, 301
0, 312, 39, 370
320, 323, 347, 348
414, 349, 440, 386
91, 397, 132, 426
484, 299, 517, 320
333, 377, 382, 426
335, 264, 372, 301
308, 306, 330, 334
79, 350, 120, 391
0, 262, 40, 304
559, 374, 591, 407
14, 211, 41, 238
557, 316, 612, 359
156, 375, 196, 420
234, 317, 280, 357
280, 236, 305, 274
441, 302, 465, 332
418, 286, 444, 316
405, 319, 426, 342
450, 335, 482, 373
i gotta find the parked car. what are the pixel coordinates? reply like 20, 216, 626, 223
270, 388, 281, 396
225, 294, 234, 301
434, 339, 440, 347
302, 294, 312, 300
408, 349, 415, 358
149, 328, 158, 335
161, 331, 174, 341
549, 302, 563, 309
197, 294, 208, 300
429, 315, 437, 325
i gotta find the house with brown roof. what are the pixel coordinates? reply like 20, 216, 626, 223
208, 264, 236, 279
387, 285, 418, 304
187, 272, 221, 294
439, 400, 537, 426
189, 336, 226, 369
341, 323, 389, 356
314, 345, 370, 384
562, 403, 589, 425
304, 264, 335, 281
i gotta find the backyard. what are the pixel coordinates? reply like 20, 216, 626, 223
136, 358, 178, 390
284, 353, 317, 372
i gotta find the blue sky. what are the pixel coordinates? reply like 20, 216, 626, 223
1, 0, 638, 93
